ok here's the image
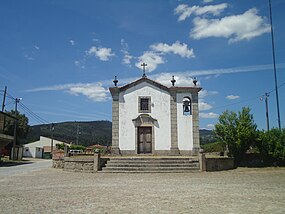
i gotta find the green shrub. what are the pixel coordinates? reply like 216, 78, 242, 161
56, 143, 65, 150
201, 142, 225, 153
70, 144, 86, 151
256, 128, 285, 164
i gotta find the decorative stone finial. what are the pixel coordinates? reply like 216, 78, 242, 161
171, 75, 176, 86
113, 76, 118, 87
193, 77, 197, 86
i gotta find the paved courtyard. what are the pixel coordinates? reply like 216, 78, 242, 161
0, 160, 285, 213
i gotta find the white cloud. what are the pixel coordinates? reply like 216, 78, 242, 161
68, 83, 109, 102
26, 63, 285, 102
136, 51, 165, 72
207, 124, 215, 129
70, 40, 75, 46
122, 53, 132, 65
152, 73, 198, 87
136, 41, 195, 72
226, 95, 240, 100
199, 102, 213, 111
175, 3, 228, 22
150, 41, 195, 58
26, 82, 109, 102
86, 46, 115, 61
24, 54, 35, 61
74, 60, 85, 69
200, 112, 219, 118
191, 8, 271, 43
121, 39, 133, 66
199, 89, 218, 98
171, 63, 285, 78
34, 45, 40, 50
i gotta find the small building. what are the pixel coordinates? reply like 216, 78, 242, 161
109, 75, 202, 156
23, 136, 69, 158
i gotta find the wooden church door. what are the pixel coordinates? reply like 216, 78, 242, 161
138, 127, 152, 154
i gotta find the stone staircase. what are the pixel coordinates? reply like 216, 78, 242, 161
101, 157, 200, 173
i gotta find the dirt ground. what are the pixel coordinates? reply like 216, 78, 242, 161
0, 166, 285, 214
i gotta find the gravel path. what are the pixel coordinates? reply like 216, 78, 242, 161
0, 158, 52, 176
0, 166, 285, 213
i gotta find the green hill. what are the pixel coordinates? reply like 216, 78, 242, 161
26, 121, 112, 147
199, 129, 215, 145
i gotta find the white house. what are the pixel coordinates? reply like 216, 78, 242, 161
109, 75, 202, 156
23, 136, 69, 158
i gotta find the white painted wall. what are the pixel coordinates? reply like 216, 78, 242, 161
177, 93, 193, 150
119, 82, 171, 151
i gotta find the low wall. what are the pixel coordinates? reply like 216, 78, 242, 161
206, 157, 235, 171
52, 159, 64, 169
53, 154, 102, 173
64, 157, 94, 173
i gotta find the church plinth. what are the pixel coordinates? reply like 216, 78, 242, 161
170, 147, 180, 155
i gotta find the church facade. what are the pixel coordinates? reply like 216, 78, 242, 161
109, 76, 202, 156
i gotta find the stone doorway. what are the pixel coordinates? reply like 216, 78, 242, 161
138, 127, 152, 154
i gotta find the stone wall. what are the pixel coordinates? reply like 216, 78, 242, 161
63, 157, 94, 173
206, 157, 235, 171
52, 159, 64, 169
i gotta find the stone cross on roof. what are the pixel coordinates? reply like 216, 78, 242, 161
141, 62, 147, 78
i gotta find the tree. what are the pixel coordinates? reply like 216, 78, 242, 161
257, 128, 285, 165
214, 107, 257, 161
4, 110, 29, 144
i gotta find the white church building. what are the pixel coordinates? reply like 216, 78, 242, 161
109, 73, 202, 156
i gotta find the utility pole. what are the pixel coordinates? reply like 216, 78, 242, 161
76, 123, 80, 145
261, 93, 270, 131
269, 0, 281, 130
50, 123, 54, 158
12, 98, 21, 160
1, 86, 7, 112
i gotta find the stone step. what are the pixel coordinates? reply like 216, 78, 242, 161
108, 158, 198, 161
101, 157, 200, 173
102, 166, 199, 172
106, 160, 198, 165
100, 170, 200, 173
105, 163, 199, 167
107, 159, 198, 163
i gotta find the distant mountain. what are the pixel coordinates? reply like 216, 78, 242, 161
26, 121, 214, 147
26, 121, 112, 147
199, 129, 215, 145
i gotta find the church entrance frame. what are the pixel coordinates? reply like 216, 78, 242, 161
137, 127, 152, 154
133, 114, 157, 155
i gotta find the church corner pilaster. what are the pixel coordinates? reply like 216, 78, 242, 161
110, 88, 120, 154
192, 92, 200, 155
169, 88, 180, 154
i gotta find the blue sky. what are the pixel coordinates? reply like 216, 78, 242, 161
0, 0, 284, 130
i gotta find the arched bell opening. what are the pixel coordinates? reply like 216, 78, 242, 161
183, 96, 192, 116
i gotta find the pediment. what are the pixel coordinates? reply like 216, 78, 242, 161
132, 114, 157, 127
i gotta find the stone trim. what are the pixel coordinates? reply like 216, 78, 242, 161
111, 89, 120, 154
169, 89, 180, 155
138, 96, 151, 113
191, 92, 200, 155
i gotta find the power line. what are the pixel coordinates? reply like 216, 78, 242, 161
19, 102, 50, 124
210, 81, 285, 112
210, 96, 260, 111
